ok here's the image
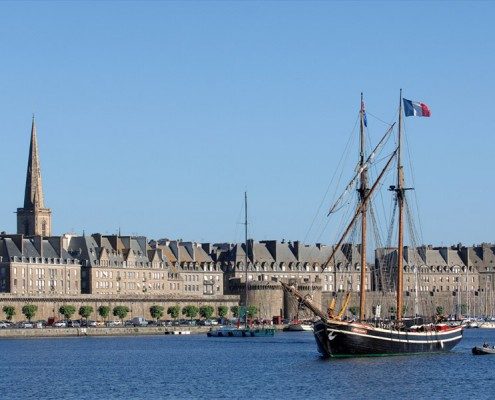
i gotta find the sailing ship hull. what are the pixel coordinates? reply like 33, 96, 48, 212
313, 320, 463, 358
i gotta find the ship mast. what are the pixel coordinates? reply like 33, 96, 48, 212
396, 89, 405, 322
244, 191, 249, 326
358, 93, 368, 322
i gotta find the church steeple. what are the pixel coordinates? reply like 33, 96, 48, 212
17, 117, 52, 237
23, 116, 45, 209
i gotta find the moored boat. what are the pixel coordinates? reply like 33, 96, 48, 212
479, 321, 495, 329
207, 326, 275, 337
207, 193, 275, 339
284, 322, 313, 332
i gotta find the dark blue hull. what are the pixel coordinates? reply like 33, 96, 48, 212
314, 320, 463, 357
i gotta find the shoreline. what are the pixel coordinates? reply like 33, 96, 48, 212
0, 325, 287, 339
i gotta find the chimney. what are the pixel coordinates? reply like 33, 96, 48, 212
33, 235, 43, 258
48, 236, 63, 256
291, 241, 300, 260
439, 247, 449, 264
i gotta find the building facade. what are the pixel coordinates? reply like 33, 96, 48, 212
0, 234, 81, 296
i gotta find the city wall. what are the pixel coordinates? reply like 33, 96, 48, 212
0, 294, 240, 322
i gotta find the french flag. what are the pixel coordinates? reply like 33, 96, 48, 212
403, 98, 431, 117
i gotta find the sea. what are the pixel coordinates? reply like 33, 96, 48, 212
0, 329, 494, 400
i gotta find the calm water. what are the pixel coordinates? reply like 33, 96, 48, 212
0, 329, 494, 400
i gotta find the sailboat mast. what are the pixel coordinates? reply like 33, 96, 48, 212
244, 191, 249, 324
359, 93, 368, 321
396, 89, 405, 322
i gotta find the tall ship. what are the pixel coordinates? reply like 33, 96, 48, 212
282, 91, 463, 357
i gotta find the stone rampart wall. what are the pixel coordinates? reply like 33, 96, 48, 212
0, 294, 240, 322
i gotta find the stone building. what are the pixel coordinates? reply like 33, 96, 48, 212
66, 234, 167, 296
213, 239, 370, 319
0, 234, 81, 296
153, 240, 224, 297
216, 240, 371, 294
375, 245, 478, 294
16, 117, 52, 237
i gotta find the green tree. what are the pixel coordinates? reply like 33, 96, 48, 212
247, 305, 257, 319
2, 305, 16, 321
79, 305, 94, 322
460, 304, 468, 315
436, 306, 445, 316
59, 305, 76, 320
199, 305, 214, 320
230, 305, 240, 318
217, 305, 228, 319
113, 306, 130, 323
182, 305, 199, 320
167, 305, 181, 320
22, 304, 38, 322
349, 306, 359, 317
150, 305, 164, 321
98, 305, 110, 321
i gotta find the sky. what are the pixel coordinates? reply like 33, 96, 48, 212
0, 1, 494, 247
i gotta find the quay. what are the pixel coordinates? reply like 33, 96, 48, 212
0, 325, 287, 339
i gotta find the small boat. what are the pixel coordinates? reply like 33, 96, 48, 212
207, 192, 275, 339
283, 321, 313, 332
164, 330, 191, 335
207, 326, 275, 337
472, 345, 495, 355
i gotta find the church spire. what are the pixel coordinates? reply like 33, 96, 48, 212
17, 117, 52, 237
23, 115, 45, 209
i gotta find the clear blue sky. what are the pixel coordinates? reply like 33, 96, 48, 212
0, 1, 494, 246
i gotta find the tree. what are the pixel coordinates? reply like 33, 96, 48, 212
98, 305, 110, 321
217, 306, 228, 319
79, 306, 94, 321
230, 305, 240, 318
349, 306, 359, 317
436, 306, 445, 316
247, 305, 257, 319
460, 304, 468, 315
199, 305, 214, 320
150, 305, 164, 321
22, 304, 38, 322
167, 305, 181, 320
182, 305, 199, 320
2, 305, 16, 321
113, 306, 130, 323
59, 305, 76, 320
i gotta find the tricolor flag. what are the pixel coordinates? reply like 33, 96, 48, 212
403, 98, 431, 117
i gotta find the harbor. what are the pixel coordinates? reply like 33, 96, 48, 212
0, 329, 493, 400
1, 1, 495, 399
